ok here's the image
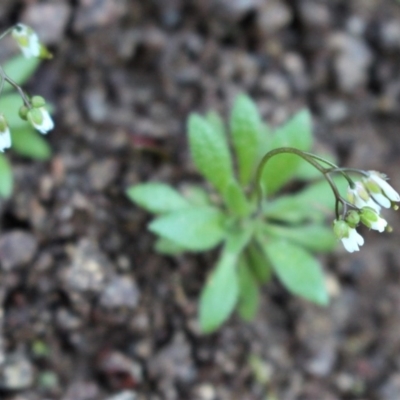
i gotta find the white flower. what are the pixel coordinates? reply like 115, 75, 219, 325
360, 207, 388, 232
0, 115, 11, 152
369, 215, 387, 232
365, 171, 400, 206
11, 23, 40, 58
347, 182, 381, 213
27, 107, 54, 134
0, 128, 11, 152
341, 228, 364, 253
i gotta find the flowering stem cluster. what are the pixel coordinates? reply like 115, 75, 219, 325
255, 147, 400, 253
0, 23, 54, 152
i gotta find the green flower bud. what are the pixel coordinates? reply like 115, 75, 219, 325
359, 207, 379, 224
19, 105, 29, 120
333, 219, 349, 239
345, 210, 360, 228
28, 108, 44, 126
31, 96, 46, 108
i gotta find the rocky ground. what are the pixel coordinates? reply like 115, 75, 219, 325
1, 0, 400, 399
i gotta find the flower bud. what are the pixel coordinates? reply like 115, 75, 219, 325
19, 105, 29, 121
333, 219, 349, 239
28, 108, 43, 125
27, 107, 54, 134
345, 210, 360, 228
360, 207, 387, 232
31, 96, 46, 108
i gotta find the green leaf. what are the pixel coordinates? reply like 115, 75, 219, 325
230, 94, 263, 185
126, 182, 190, 214
3, 56, 40, 92
238, 260, 259, 321
263, 195, 320, 224
180, 185, 211, 207
149, 206, 226, 251
206, 111, 226, 138
261, 109, 313, 195
0, 94, 27, 129
198, 227, 251, 333
0, 154, 13, 198
246, 241, 272, 284
188, 114, 234, 195
12, 128, 51, 160
154, 237, 185, 255
199, 248, 239, 333
264, 239, 329, 305
264, 223, 337, 253
224, 179, 251, 217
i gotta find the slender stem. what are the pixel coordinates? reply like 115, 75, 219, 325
0, 66, 31, 107
253, 146, 356, 219
302, 152, 339, 168
330, 167, 369, 177
0, 27, 12, 42
253, 147, 329, 210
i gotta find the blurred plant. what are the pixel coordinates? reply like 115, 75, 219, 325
0, 24, 54, 198
127, 94, 399, 333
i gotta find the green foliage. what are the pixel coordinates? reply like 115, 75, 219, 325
230, 94, 264, 185
0, 154, 13, 197
0, 55, 53, 198
264, 239, 328, 305
11, 128, 51, 160
149, 206, 227, 251
127, 93, 341, 333
261, 110, 312, 195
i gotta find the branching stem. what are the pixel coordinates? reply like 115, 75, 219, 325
253, 147, 356, 219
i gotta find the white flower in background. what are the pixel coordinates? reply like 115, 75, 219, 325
0, 115, 11, 152
360, 207, 388, 232
363, 171, 400, 208
11, 23, 40, 58
347, 181, 381, 213
27, 107, 54, 134
333, 219, 364, 253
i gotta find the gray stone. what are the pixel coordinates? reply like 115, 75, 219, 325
0, 354, 34, 390
63, 239, 113, 293
330, 33, 373, 92
106, 391, 137, 400
21, 3, 71, 44
257, 0, 292, 34
100, 275, 140, 309
0, 231, 38, 271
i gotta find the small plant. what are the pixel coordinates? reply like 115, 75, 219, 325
127, 94, 399, 333
0, 24, 54, 198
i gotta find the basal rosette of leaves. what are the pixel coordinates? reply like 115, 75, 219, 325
0, 55, 53, 198
127, 94, 347, 334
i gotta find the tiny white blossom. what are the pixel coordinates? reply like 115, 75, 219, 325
347, 182, 381, 213
27, 107, 54, 134
369, 215, 387, 232
0, 115, 11, 152
367, 171, 400, 204
0, 128, 11, 152
11, 23, 40, 58
360, 207, 388, 233
341, 228, 364, 253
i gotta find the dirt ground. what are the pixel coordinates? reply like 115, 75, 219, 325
1, 0, 400, 399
